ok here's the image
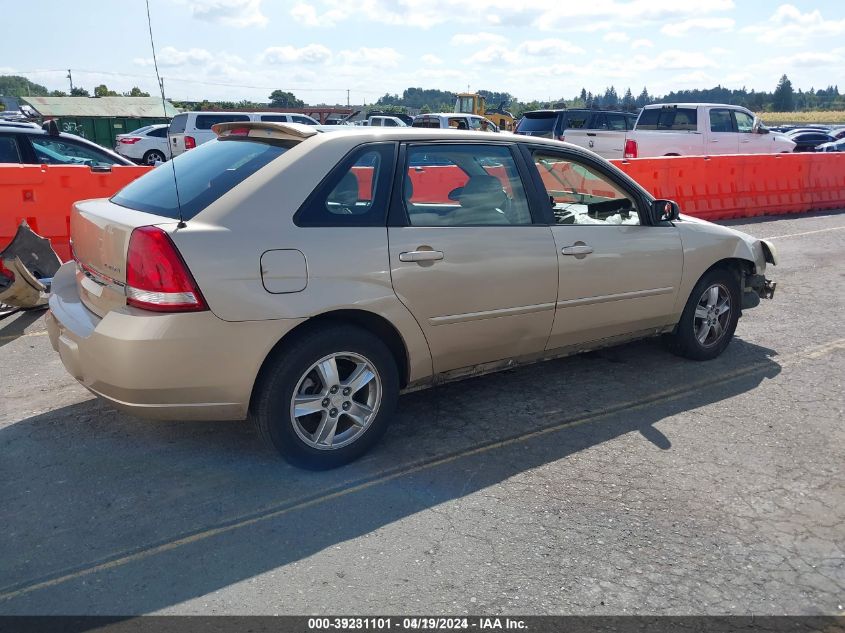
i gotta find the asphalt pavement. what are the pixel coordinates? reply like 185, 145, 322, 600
0, 210, 843, 615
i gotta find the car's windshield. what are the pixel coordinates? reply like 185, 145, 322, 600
111, 137, 292, 220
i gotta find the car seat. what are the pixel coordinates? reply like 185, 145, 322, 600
453, 175, 509, 224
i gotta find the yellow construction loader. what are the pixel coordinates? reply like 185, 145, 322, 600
454, 93, 515, 131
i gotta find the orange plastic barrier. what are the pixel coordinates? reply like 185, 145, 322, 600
0, 164, 151, 261
610, 153, 845, 221
2, 155, 844, 264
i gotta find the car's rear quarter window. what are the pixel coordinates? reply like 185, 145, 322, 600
111, 138, 290, 220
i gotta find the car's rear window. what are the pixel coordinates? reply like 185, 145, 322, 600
195, 114, 251, 130
169, 113, 188, 134
636, 107, 698, 131
516, 113, 556, 133
111, 138, 290, 220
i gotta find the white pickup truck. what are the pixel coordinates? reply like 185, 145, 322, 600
623, 103, 796, 158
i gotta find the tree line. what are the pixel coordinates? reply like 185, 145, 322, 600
376, 76, 842, 116
3, 73, 842, 115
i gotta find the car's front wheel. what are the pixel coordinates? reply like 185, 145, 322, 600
667, 267, 741, 361
251, 325, 399, 469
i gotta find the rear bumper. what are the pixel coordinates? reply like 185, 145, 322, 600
46, 262, 303, 421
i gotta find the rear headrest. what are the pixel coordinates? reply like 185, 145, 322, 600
460, 175, 506, 208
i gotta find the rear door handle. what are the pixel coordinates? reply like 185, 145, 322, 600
399, 250, 444, 262
561, 245, 594, 256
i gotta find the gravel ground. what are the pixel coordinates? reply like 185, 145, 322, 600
0, 210, 842, 615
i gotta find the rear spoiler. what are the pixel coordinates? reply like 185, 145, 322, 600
212, 121, 319, 142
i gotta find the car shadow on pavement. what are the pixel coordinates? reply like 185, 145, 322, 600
0, 309, 45, 349
0, 337, 781, 614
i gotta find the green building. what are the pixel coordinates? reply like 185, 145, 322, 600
20, 96, 179, 149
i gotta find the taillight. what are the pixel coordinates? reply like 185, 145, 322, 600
226, 127, 251, 136
624, 139, 638, 158
125, 226, 207, 313
119, 137, 142, 144
184, 136, 197, 150
557, 134, 566, 142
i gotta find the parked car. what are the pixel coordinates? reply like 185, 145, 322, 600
412, 113, 499, 131
829, 127, 845, 140
168, 111, 319, 156
515, 109, 638, 159
817, 138, 845, 152
366, 116, 407, 127
0, 121, 132, 167
624, 104, 796, 157
115, 124, 171, 165
786, 130, 836, 152
46, 124, 777, 469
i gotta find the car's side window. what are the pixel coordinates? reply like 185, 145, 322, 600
28, 136, 116, 166
295, 144, 394, 227
532, 151, 641, 226
0, 136, 22, 163
148, 127, 168, 138
403, 144, 532, 227
709, 109, 734, 133
734, 111, 754, 134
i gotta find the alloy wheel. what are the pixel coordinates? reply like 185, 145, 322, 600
289, 352, 382, 450
693, 283, 732, 347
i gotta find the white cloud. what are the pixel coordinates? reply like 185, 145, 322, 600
517, 39, 585, 56
651, 50, 717, 70
603, 32, 630, 43
631, 39, 654, 49
744, 4, 845, 45
466, 38, 584, 66
421, 54, 444, 65
450, 32, 508, 46
660, 17, 734, 37
290, 2, 349, 27
133, 47, 216, 67
187, 0, 267, 28
288, 0, 737, 31
261, 44, 333, 65
769, 51, 844, 68
338, 47, 403, 68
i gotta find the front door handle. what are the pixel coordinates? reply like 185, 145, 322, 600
399, 249, 444, 262
561, 244, 594, 256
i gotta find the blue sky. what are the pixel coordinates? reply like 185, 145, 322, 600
1, 1, 843, 105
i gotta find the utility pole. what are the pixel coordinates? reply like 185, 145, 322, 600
346, 89, 350, 107
67, 69, 74, 93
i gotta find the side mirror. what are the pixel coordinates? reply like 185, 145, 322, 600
652, 199, 679, 223
752, 119, 770, 134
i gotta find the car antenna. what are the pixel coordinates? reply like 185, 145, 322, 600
145, 0, 186, 228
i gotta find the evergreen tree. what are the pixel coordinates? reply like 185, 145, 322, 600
772, 74, 794, 111
622, 87, 635, 111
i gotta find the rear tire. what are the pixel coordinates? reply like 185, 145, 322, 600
142, 150, 166, 165
250, 324, 399, 469
667, 267, 741, 361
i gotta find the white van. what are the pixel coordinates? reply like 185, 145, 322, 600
168, 112, 319, 156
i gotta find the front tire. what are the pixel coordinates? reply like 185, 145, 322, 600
668, 267, 741, 361
250, 325, 399, 469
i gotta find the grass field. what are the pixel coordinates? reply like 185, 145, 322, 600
757, 111, 845, 125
